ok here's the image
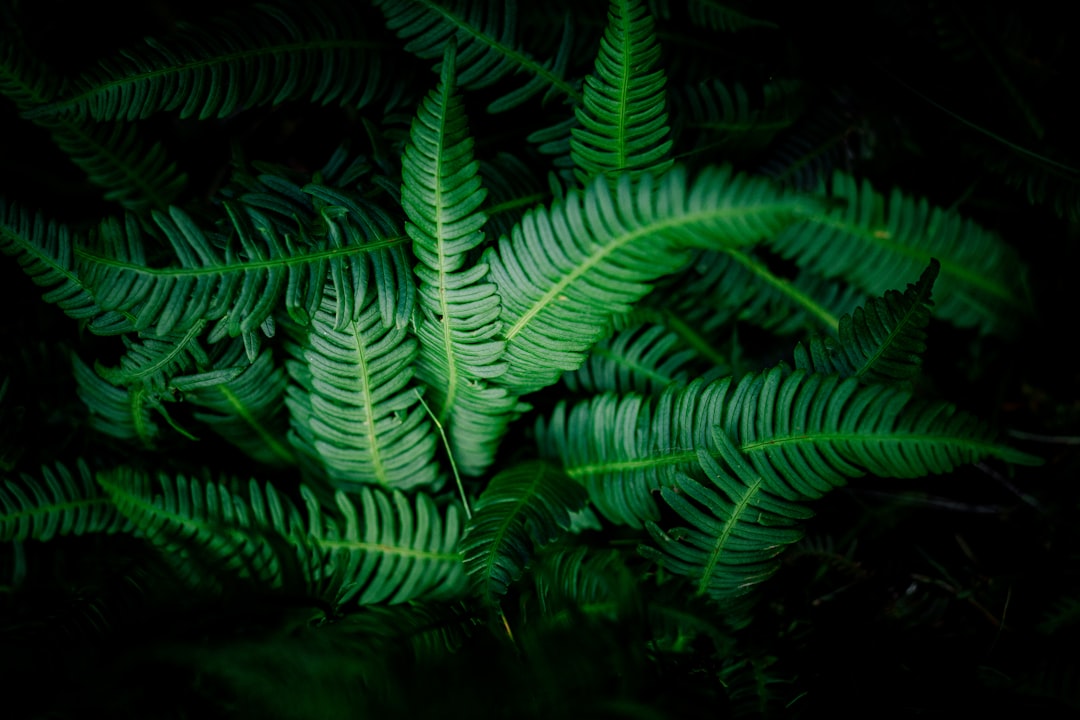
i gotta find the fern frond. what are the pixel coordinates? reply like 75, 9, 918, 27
1, 460, 129, 542
306, 485, 466, 605
401, 42, 516, 476
176, 344, 296, 467
284, 281, 440, 491
530, 545, 640, 624
771, 172, 1030, 334
684, 0, 778, 32
25, 2, 389, 122
541, 365, 1038, 526
487, 166, 819, 394
563, 322, 701, 396
73, 354, 162, 446
373, 0, 581, 113
0, 200, 134, 334
98, 466, 311, 593
479, 153, 549, 241
94, 321, 213, 390
570, 0, 673, 184
79, 187, 412, 340
459, 460, 587, 605
671, 78, 800, 158
640, 430, 812, 600
794, 259, 939, 386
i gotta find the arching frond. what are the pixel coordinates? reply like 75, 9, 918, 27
487, 166, 820, 394
24, 2, 389, 122
540, 365, 1039, 526
73, 354, 162, 447
670, 78, 800, 158
771, 172, 1030, 335
1, 460, 129, 542
373, 0, 580, 113
0, 200, 134, 334
284, 281, 440, 491
459, 460, 587, 605
571, 0, 673, 184
401, 42, 516, 476
794, 259, 939, 386
563, 322, 702, 396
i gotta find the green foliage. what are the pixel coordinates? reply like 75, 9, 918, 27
0, 0, 1061, 716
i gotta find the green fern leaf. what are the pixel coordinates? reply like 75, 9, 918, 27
305, 485, 466, 605
571, 0, 673, 184
459, 460, 588, 605
488, 166, 819, 394
794, 259, 939, 386
73, 354, 162, 446
374, 0, 581, 113
0, 200, 134, 334
640, 429, 812, 600
284, 281, 440, 491
541, 365, 1039, 526
24, 2, 389, 122
563, 322, 702, 396
771, 172, 1030, 334
1, 460, 130, 542
401, 42, 517, 476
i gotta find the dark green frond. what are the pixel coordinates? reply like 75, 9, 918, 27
530, 545, 641, 624
459, 460, 587, 605
563, 322, 701, 396
640, 430, 812, 601
373, 0, 581, 113
1, 460, 129, 542
73, 354, 162, 446
401, 42, 516, 476
487, 166, 819, 394
177, 344, 296, 467
794, 259, 939, 386
305, 485, 466, 606
94, 321, 214, 390
24, 2, 389, 122
0, 200, 134, 334
771, 172, 1030, 335
671, 78, 800, 158
684, 0, 778, 32
479, 153, 549, 246
571, 0, 673, 184
284, 281, 440, 491
79, 187, 412, 340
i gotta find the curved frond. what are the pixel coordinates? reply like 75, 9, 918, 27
25, 2, 389, 122
284, 281, 440, 491
1, 460, 129, 542
540, 365, 1039, 526
487, 166, 819, 394
794, 259, 939, 386
73, 354, 162, 446
459, 460, 587, 605
671, 78, 800, 158
770, 172, 1030, 335
563, 322, 701, 396
374, 0, 581, 113
0, 200, 134, 334
306, 485, 466, 606
571, 0, 673, 184
401, 42, 516, 475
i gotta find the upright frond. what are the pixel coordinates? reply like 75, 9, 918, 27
571, 0, 673, 184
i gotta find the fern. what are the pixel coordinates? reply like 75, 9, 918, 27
459, 461, 587, 605
570, 0, 674, 184
1, 460, 129, 542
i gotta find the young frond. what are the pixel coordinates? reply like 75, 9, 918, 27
794, 259, 939, 386
24, 2, 389, 122
571, 0, 674, 184
487, 166, 819, 394
459, 460, 587, 605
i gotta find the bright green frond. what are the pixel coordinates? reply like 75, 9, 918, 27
771, 172, 1031, 334
24, 2, 388, 122
571, 0, 673, 184
1, 460, 130, 542
794, 259, 939, 386
487, 166, 818, 394
284, 282, 440, 491
459, 460, 588, 605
